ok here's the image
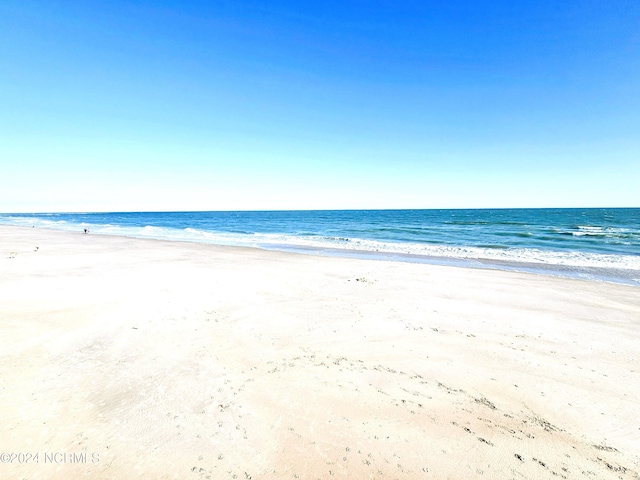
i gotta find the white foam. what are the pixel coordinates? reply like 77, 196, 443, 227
573, 226, 634, 238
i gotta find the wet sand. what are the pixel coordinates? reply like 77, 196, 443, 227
1, 226, 639, 479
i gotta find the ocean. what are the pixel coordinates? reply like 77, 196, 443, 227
2, 209, 639, 286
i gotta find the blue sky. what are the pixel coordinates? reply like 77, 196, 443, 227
1, 0, 639, 211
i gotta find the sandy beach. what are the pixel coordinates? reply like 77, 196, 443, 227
1, 225, 639, 480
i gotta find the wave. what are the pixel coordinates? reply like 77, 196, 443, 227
546, 225, 637, 239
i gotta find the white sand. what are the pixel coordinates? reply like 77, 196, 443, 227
1, 226, 639, 480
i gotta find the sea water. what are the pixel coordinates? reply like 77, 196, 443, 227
2, 209, 639, 286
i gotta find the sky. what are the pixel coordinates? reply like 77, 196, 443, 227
1, 0, 639, 212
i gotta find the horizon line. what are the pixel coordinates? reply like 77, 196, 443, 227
2, 206, 639, 215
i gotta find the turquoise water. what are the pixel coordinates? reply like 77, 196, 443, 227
2, 209, 639, 285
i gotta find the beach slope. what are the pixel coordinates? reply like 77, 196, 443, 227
1, 226, 639, 479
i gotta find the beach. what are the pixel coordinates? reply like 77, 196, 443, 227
1, 225, 639, 480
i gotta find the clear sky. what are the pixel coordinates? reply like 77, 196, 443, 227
1, 0, 639, 212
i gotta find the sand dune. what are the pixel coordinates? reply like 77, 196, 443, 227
1, 226, 639, 479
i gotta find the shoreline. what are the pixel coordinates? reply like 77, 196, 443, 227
255, 242, 640, 287
4, 223, 640, 287
1, 225, 639, 479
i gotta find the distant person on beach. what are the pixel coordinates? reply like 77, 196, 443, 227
84, 228, 90, 234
